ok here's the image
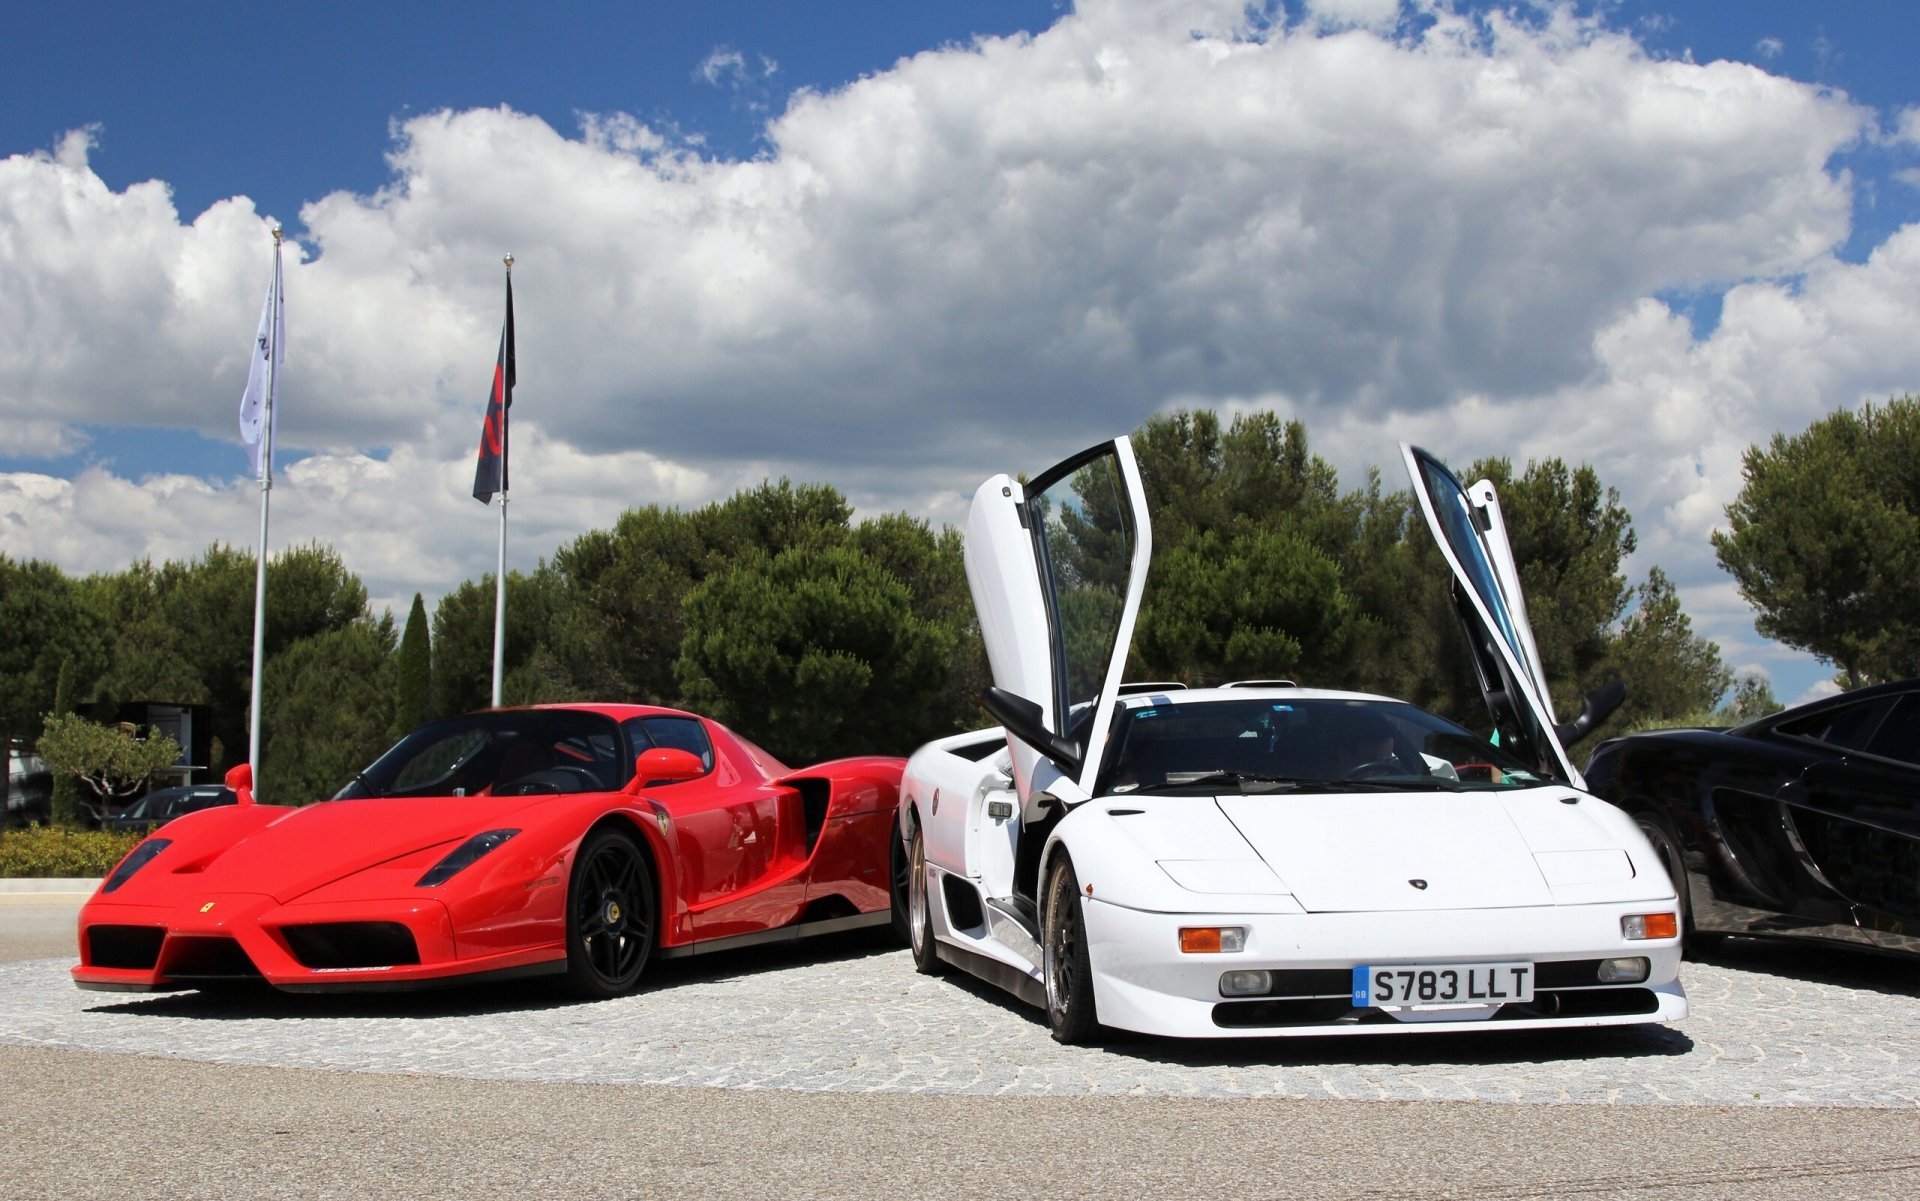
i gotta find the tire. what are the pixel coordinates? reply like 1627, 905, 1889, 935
1634, 812, 1707, 958
906, 822, 945, 976
889, 819, 912, 946
1042, 855, 1100, 1045
563, 825, 655, 999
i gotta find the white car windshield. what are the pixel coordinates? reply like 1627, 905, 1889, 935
1099, 697, 1544, 794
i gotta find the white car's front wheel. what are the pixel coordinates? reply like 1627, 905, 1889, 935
907, 823, 945, 976
1042, 856, 1099, 1044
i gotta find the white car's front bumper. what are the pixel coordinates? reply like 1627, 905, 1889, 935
1082, 896, 1688, 1038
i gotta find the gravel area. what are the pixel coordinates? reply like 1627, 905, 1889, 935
7, 932, 1918, 1107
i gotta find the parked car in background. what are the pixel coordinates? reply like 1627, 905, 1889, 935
6, 747, 53, 827
106, 785, 237, 834
1583, 677, 1920, 958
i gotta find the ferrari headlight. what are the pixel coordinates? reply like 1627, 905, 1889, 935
416, 829, 520, 888
102, 839, 171, 894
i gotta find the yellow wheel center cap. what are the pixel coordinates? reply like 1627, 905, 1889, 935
605, 900, 622, 925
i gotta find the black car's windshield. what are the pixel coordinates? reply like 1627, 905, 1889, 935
334, 710, 630, 800
1098, 696, 1546, 795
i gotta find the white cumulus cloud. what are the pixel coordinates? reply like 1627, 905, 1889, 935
0, 0, 1905, 698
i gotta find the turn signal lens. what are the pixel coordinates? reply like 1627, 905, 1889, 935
1621, 912, 1678, 940
1219, 969, 1273, 996
1597, 956, 1651, 983
1178, 926, 1246, 953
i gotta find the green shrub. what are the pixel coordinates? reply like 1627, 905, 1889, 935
0, 826, 143, 878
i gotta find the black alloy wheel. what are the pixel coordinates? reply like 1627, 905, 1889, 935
564, 825, 655, 999
907, 823, 945, 976
1042, 856, 1099, 1044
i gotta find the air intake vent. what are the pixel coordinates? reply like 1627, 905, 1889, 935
89, 925, 165, 970
283, 922, 421, 969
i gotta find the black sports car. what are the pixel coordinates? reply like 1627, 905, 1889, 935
1582, 678, 1920, 957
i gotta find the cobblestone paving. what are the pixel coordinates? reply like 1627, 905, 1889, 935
6, 938, 1918, 1106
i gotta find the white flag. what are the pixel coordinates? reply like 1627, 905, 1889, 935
237, 250, 285, 480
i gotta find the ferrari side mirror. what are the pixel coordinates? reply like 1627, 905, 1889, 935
224, 762, 255, 807
626, 747, 706, 793
1554, 681, 1627, 749
979, 686, 1082, 775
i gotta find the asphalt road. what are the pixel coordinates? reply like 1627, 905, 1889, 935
4, 896, 1918, 1200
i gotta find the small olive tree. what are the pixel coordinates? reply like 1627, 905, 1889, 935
37, 714, 184, 824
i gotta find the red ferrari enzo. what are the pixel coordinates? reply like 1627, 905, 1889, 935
73, 704, 905, 998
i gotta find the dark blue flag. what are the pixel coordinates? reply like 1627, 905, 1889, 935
472, 274, 516, 502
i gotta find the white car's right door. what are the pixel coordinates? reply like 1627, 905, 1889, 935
1401, 443, 1583, 788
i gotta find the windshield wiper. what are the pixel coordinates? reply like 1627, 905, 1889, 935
1133, 771, 1314, 794
1134, 771, 1469, 795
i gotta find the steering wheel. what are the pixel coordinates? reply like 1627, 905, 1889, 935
1341, 758, 1402, 780
500, 765, 604, 795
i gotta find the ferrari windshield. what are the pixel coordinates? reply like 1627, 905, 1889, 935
334, 709, 629, 800
1099, 696, 1545, 794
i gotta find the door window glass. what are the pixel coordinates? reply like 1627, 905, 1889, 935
1780, 697, 1895, 752
624, 715, 715, 773
1863, 694, 1920, 766
1027, 449, 1137, 733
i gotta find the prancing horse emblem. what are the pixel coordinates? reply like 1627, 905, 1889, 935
200, 901, 216, 912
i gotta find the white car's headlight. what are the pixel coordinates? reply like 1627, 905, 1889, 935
1533, 849, 1633, 887
1157, 859, 1288, 894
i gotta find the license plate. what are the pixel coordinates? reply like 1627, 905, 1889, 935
1351, 961, 1533, 1007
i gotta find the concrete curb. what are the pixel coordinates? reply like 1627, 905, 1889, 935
0, 878, 99, 904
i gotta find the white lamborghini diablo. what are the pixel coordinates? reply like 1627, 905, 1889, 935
894, 438, 1687, 1042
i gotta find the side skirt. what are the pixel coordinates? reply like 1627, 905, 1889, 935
935, 939, 1046, 1010
657, 910, 891, 959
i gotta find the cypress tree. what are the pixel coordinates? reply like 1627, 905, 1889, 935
47, 657, 82, 827
393, 593, 432, 737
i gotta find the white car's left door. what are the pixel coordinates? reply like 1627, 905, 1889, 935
963, 437, 1153, 805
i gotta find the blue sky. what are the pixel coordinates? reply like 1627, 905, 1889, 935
3, 0, 1917, 708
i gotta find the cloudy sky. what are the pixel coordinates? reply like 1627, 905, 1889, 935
3, 0, 1916, 706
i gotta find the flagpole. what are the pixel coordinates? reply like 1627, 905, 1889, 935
489, 253, 513, 708
247, 226, 284, 788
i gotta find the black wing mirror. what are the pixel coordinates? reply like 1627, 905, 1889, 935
1554, 681, 1626, 748
979, 686, 1082, 776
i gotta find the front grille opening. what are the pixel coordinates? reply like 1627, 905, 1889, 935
160, 936, 263, 980
1213, 998, 1368, 1028
1501, 987, 1661, 1020
1214, 986, 1663, 1029
282, 922, 421, 969
89, 925, 165, 970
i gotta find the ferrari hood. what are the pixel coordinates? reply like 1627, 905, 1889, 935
151, 795, 543, 904
1215, 792, 1616, 913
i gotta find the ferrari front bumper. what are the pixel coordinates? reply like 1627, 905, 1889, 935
71, 892, 566, 993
